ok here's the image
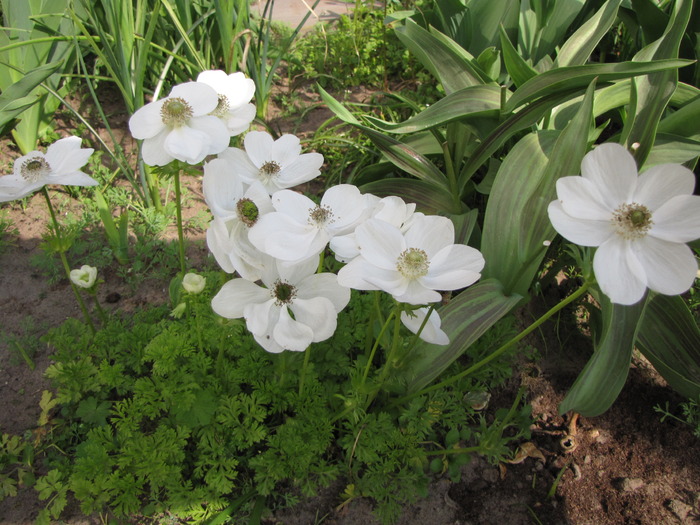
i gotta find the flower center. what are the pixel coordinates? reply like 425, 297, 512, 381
212, 94, 230, 118
308, 205, 334, 227
259, 160, 281, 181
396, 248, 430, 279
160, 97, 193, 127
236, 198, 259, 227
272, 280, 297, 306
20, 156, 51, 183
611, 202, 653, 240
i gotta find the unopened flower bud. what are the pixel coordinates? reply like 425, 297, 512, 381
182, 272, 206, 294
70, 265, 97, 289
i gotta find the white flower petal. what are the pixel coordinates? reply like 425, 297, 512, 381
290, 297, 338, 342
321, 184, 367, 235
244, 131, 275, 167
129, 99, 167, 139
45, 137, 92, 175
580, 143, 637, 207
634, 163, 696, 211
634, 237, 697, 296
277, 153, 324, 187
555, 176, 613, 220
297, 273, 351, 312
394, 280, 442, 305
421, 244, 483, 291
336, 257, 382, 291
249, 212, 321, 261
356, 219, 405, 270
649, 194, 700, 243
207, 218, 237, 273
211, 278, 270, 319
404, 215, 454, 258
593, 238, 647, 305
245, 298, 277, 336
273, 307, 314, 351
270, 190, 315, 222
190, 115, 230, 156
271, 134, 302, 167
547, 200, 614, 247
401, 308, 449, 345
169, 81, 218, 115
49, 171, 98, 187
203, 158, 245, 218
141, 129, 175, 166
225, 104, 256, 135
253, 330, 285, 353
164, 126, 211, 164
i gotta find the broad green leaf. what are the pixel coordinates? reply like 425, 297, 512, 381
399, 278, 522, 394
447, 208, 479, 245
499, 25, 537, 88
623, 0, 692, 166
476, 47, 501, 81
536, 0, 585, 63
394, 19, 490, 93
465, 0, 520, 57
559, 294, 648, 417
630, 0, 669, 43
0, 61, 63, 128
504, 58, 692, 113
460, 90, 575, 185
482, 80, 595, 296
320, 86, 449, 189
550, 80, 631, 129
658, 95, 700, 141
359, 179, 456, 215
644, 133, 700, 167
553, 0, 623, 68
364, 85, 502, 133
636, 294, 700, 400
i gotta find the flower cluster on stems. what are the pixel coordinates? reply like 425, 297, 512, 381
200, 117, 487, 351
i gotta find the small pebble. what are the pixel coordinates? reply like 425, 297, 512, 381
616, 478, 644, 492
667, 499, 692, 521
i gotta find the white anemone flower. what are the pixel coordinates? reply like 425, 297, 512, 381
196, 70, 256, 136
69, 265, 98, 289
129, 82, 229, 166
548, 143, 700, 305
211, 256, 350, 353
248, 184, 369, 263
337, 215, 485, 305
0, 137, 96, 202
218, 131, 323, 194
203, 159, 273, 280
401, 307, 449, 345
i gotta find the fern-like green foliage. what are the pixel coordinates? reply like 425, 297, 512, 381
35, 272, 528, 524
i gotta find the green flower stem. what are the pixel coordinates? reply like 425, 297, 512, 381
361, 308, 396, 387
173, 169, 186, 275
298, 346, 312, 397
42, 188, 96, 335
364, 303, 403, 410
393, 281, 591, 406
90, 289, 109, 324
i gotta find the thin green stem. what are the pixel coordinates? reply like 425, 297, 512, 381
361, 309, 396, 386
42, 189, 96, 335
392, 281, 591, 406
298, 346, 312, 397
173, 169, 186, 275
90, 289, 109, 324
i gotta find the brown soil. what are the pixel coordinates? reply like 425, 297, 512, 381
0, 62, 699, 525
